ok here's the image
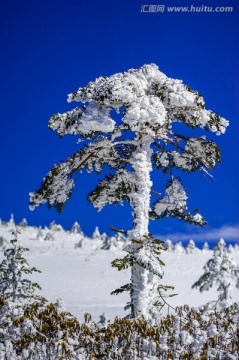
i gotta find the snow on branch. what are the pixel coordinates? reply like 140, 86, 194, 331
151, 178, 206, 226
88, 170, 136, 211
49, 102, 115, 138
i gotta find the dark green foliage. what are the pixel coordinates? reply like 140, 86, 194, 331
111, 254, 132, 271
87, 171, 135, 209
111, 283, 132, 295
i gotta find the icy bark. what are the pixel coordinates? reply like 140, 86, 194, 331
127, 135, 156, 319
128, 136, 152, 240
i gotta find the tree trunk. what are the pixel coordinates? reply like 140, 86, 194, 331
127, 135, 156, 319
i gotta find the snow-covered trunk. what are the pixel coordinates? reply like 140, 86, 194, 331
128, 135, 155, 319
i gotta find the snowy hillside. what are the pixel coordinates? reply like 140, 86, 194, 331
1, 218, 239, 322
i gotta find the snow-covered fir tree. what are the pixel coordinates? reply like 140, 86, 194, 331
8, 214, 15, 228
214, 238, 226, 256
71, 221, 83, 235
36, 226, 44, 240
101, 235, 121, 250
192, 243, 239, 311
101, 233, 114, 250
164, 239, 174, 252
74, 239, 83, 249
101, 235, 111, 250
0, 236, 6, 247
18, 218, 28, 227
98, 313, 108, 327
92, 226, 101, 240
115, 232, 126, 249
44, 232, 54, 241
54, 298, 66, 312
49, 220, 63, 232
30, 64, 228, 319
186, 239, 199, 254
0, 231, 42, 302
202, 242, 209, 252
234, 243, 239, 251
174, 242, 185, 254
115, 232, 126, 243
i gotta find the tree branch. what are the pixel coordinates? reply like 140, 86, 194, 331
109, 226, 128, 235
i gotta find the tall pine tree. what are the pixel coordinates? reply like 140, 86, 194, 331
30, 64, 228, 319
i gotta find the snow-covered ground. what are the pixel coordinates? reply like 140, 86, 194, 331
0, 221, 239, 322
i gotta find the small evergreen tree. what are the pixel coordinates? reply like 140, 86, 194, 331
44, 232, 54, 241
30, 64, 228, 319
192, 243, 239, 311
8, 214, 15, 227
92, 226, 101, 240
214, 238, 226, 255
186, 239, 198, 254
0, 231, 42, 302
54, 298, 66, 312
234, 243, 239, 251
71, 221, 83, 235
101, 235, 111, 250
18, 218, 28, 227
164, 239, 174, 252
0, 236, 6, 248
74, 239, 83, 249
36, 226, 44, 240
174, 242, 185, 254
202, 242, 209, 252
49, 220, 63, 232
101, 235, 121, 250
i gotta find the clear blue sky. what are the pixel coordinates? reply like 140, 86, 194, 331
0, 0, 238, 243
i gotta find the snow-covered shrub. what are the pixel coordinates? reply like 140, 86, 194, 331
192, 241, 239, 312
1, 300, 238, 359
0, 298, 82, 359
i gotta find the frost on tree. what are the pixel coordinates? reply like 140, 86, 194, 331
30, 64, 228, 319
192, 241, 239, 312
0, 231, 42, 302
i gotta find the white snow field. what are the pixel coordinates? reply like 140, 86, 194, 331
0, 221, 239, 322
